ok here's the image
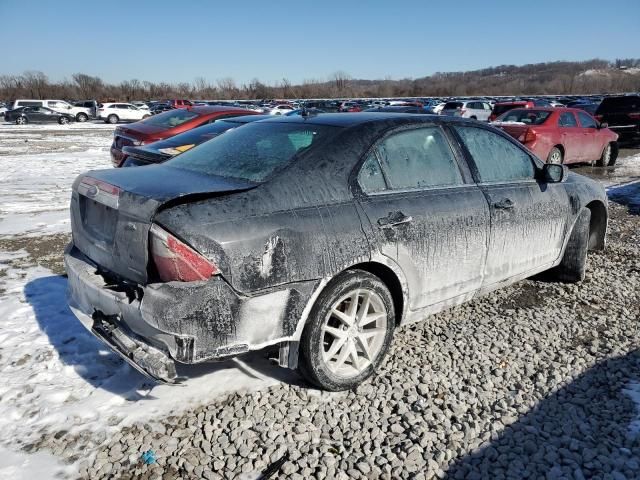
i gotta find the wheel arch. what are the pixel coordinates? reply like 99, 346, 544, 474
585, 200, 607, 250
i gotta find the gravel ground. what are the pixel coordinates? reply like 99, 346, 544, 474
19, 200, 639, 479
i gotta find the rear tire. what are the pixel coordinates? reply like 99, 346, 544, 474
58, 116, 69, 125
76, 113, 88, 122
298, 270, 395, 391
16, 116, 27, 125
547, 146, 563, 164
550, 208, 591, 282
597, 142, 617, 167
107, 114, 119, 124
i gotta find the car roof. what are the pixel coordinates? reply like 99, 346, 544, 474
256, 112, 457, 127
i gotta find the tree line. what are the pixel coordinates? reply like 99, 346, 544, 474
1, 58, 639, 102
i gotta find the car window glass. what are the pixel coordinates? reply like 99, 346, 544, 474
376, 127, 463, 190
577, 111, 597, 128
558, 112, 578, 127
358, 153, 387, 193
454, 126, 535, 183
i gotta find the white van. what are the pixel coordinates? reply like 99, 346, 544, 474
11, 99, 91, 122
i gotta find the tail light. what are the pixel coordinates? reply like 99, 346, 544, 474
523, 129, 537, 143
78, 176, 120, 209
149, 224, 219, 282
629, 113, 640, 120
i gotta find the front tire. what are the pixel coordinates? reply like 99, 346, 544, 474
597, 142, 617, 167
551, 208, 591, 282
547, 146, 563, 164
298, 270, 395, 391
107, 114, 119, 124
76, 113, 88, 122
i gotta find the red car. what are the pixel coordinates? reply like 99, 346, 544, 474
488, 101, 534, 122
110, 106, 256, 167
167, 99, 193, 109
492, 108, 618, 166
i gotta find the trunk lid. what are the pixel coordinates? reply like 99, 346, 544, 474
491, 121, 529, 142
70, 165, 256, 284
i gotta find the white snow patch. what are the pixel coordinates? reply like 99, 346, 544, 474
623, 382, 640, 437
0, 446, 74, 480
0, 148, 111, 237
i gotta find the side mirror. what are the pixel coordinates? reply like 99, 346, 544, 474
543, 163, 566, 183
599, 122, 608, 129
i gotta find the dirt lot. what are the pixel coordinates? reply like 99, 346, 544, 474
0, 124, 639, 479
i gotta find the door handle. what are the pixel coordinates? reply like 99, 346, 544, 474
377, 211, 413, 228
493, 198, 515, 210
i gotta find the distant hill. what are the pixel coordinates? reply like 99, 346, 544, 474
1, 58, 639, 101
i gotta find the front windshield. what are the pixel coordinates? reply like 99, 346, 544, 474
497, 109, 551, 125
166, 122, 339, 182
143, 109, 200, 127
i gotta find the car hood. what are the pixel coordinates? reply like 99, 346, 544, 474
116, 121, 170, 138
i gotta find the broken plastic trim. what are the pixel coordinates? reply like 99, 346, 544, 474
90, 311, 183, 385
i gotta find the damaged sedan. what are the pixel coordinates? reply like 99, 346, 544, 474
65, 113, 607, 391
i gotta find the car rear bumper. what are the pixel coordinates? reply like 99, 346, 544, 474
65, 244, 318, 383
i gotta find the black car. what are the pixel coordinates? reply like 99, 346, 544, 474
121, 115, 271, 167
65, 113, 607, 390
149, 104, 174, 115
5, 106, 75, 125
594, 95, 640, 143
571, 102, 600, 116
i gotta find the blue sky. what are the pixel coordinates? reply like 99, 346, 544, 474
1, 0, 638, 85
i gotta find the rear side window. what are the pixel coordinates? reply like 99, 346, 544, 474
455, 126, 534, 183
358, 153, 386, 193
577, 111, 597, 128
499, 109, 551, 125
375, 127, 463, 190
558, 112, 578, 127
144, 109, 200, 127
492, 104, 521, 116
444, 102, 463, 109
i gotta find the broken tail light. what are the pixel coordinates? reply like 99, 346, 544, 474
149, 224, 219, 282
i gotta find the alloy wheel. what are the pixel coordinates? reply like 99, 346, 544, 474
321, 288, 388, 378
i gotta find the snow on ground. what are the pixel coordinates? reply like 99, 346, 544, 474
0, 260, 290, 473
0, 446, 75, 480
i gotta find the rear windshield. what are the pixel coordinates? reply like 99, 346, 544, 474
497, 109, 551, 125
166, 122, 339, 182
143, 109, 200, 127
492, 103, 523, 116
443, 102, 463, 109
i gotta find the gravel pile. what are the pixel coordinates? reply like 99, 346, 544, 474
36, 202, 640, 479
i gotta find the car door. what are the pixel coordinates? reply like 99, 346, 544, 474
356, 125, 490, 311
557, 111, 583, 163
576, 111, 601, 161
30, 107, 50, 123
452, 125, 570, 287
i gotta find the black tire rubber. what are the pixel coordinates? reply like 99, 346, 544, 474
297, 269, 395, 391
76, 113, 88, 122
547, 146, 563, 164
551, 208, 591, 282
107, 114, 119, 124
58, 117, 69, 125
597, 142, 618, 167
470, 116, 477, 120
